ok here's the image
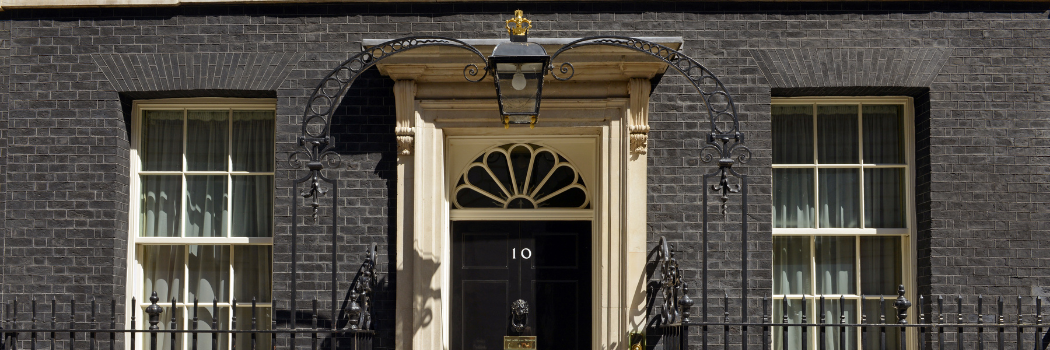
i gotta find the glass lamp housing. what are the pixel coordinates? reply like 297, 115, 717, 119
489, 39, 550, 126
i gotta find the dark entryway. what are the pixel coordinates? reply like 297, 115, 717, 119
451, 220, 592, 350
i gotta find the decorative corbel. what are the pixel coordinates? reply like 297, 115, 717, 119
393, 79, 418, 156
628, 77, 652, 154
383, 65, 425, 156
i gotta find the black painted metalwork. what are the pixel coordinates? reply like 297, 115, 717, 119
286, 32, 755, 350
346, 244, 378, 331
548, 36, 755, 350
652, 237, 686, 326
289, 37, 488, 349
510, 299, 529, 334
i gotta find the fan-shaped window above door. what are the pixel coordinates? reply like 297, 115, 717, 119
453, 143, 590, 209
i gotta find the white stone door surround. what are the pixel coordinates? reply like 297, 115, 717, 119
372, 37, 682, 350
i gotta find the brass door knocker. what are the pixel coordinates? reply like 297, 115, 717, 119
510, 299, 529, 333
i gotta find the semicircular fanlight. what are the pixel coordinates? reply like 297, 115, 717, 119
453, 143, 590, 209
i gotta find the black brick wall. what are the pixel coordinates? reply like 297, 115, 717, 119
0, 16, 9, 301
0, 2, 1047, 348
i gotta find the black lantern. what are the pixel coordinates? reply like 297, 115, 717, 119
490, 10, 550, 128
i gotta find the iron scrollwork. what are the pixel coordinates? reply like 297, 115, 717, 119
346, 243, 379, 331
549, 36, 750, 217
293, 36, 490, 221
654, 237, 693, 326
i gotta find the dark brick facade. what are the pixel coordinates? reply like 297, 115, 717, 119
0, 2, 1048, 348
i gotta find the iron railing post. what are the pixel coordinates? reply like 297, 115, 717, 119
895, 285, 912, 350
680, 284, 693, 350
145, 292, 162, 350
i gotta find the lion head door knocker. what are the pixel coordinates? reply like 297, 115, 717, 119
510, 299, 529, 334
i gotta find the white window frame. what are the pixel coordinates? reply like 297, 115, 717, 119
771, 96, 917, 349
125, 97, 277, 350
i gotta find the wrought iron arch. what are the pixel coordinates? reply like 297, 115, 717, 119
549, 36, 751, 210
548, 36, 752, 350
288, 36, 489, 338
290, 35, 751, 347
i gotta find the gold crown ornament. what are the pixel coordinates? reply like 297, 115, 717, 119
505, 10, 532, 36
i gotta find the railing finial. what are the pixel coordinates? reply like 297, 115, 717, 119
144, 292, 162, 331
679, 283, 694, 324
894, 284, 912, 324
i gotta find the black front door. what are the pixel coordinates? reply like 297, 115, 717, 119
451, 220, 592, 350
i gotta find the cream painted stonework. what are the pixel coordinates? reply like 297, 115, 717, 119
378, 38, 677, 350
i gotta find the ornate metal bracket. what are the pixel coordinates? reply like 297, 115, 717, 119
654, 237, 690, 326
347, 243, 378, 331
293, 36, 489, 221
549, 36, 750, 217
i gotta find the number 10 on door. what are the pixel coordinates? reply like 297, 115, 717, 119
511, 248, 532, 260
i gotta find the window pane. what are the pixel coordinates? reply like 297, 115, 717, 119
141, 110, 183, 171
233, 246, 272, 302
862, 105, 904, 164
773, 298, 806, 350
821, 298, 857, 350
772, 105, 814, 164
234, 307, 272, 350
774, 169, 814, 228
143, 245, 184, 302
864, 168, 905, 228
187, 110, 229, 171
191, 306, 229, 350
862, 299, 901, 350
189, 245, 230, 303
232, 176, 273, 237
815, 237, 856, 295
140, 175, 182, 237
817, 105, 859, 164
774, 237, 811, 295
232, 111, 275, 172
860, 237, 903, 296
185, 175, 228, 237
819, 169, 860, 228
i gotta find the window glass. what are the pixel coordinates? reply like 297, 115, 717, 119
186, 110, 229, 171
452, 143, 589, 209
818, 169, 860, 228
863, 105, 904, 164
773, 169, 814, 228
231, 176, 273, 237
860, 236, 903, 295
773, 236, 810, 295
817, 105, 858, 164
771, 105, 814, 164
864, 168, 905, 228
772, 99, 910, 350
815, 236, 856, 295
133, 101, 274, 350
141, 110, 183, 171
232, 111, 274, 172
140, 175, 182, 237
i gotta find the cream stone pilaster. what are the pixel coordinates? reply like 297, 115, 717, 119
393, 79, 419, 350
411, 110, 446, 350
625, 78, 651, 338
598, 106, 628, 350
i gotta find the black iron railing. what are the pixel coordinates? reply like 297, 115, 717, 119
0, 244, 378, 350
649, 238, 1050, 350
0, 295, 374, 350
